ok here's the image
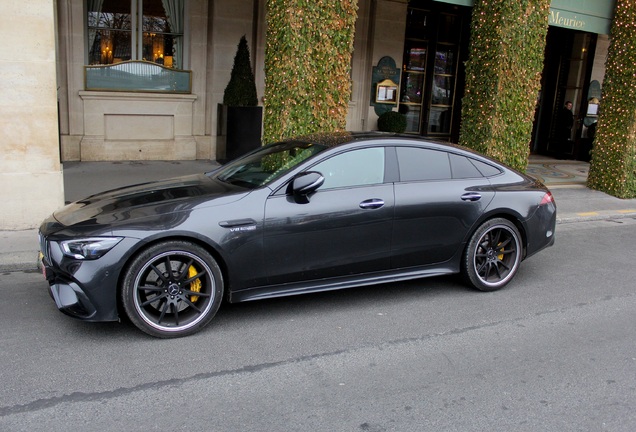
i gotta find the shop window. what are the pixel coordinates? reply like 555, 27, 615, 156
87, 0, 184, 69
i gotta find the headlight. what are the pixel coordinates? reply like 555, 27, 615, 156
60, 237, 123, 260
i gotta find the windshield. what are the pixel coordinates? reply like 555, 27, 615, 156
212, 141, 327, 189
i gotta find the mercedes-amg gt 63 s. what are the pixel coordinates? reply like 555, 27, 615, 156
39, 132, 556, 338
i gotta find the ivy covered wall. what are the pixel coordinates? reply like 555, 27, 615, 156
459, 0, 550, 172
587, 0, 636, 198
263, 0, 358, 144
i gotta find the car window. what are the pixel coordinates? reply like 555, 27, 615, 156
470, 159, 502, 177
312, 147, 385, 189
214, 141, 326, 188
396, 147, 451, 181
450, 153, 484, 179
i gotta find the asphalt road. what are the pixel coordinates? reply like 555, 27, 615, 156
1, 218, 635, 431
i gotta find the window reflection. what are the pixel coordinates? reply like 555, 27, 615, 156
428, 107, 451, 134
400, 72, 425, 104
406, 47, 427, 71
399, 104, 422, 133
432, 75, 453, 105
434, 48, 455, 75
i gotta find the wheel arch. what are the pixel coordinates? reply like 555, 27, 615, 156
116, 234, 231, 312
466, 210, 529, 259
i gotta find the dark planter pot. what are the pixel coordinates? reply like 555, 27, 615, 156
219, 105, 263, 162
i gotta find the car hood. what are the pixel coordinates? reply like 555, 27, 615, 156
50, 174, 247, 229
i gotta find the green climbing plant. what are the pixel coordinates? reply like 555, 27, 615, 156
587, 0, 636, 198
459, 0, 550, 172
263, 0, 358, 144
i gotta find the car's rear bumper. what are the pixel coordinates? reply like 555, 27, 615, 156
524, 201, 557, 259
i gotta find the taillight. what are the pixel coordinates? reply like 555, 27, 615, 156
540, 191, 554, 206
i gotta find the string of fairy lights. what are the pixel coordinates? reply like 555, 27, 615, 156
263, 0, 358, 144
459, 0, 550, 172
587, 0, 636, 198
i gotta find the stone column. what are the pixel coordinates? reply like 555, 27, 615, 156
0, 0, 64, 230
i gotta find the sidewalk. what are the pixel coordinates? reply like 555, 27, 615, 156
2, 158, 635, 272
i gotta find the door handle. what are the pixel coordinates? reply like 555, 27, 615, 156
461, 192, 482, 202
359, 198, 385, 209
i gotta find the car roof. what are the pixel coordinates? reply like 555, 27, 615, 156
288, 131, 444, 148
288, 131, 494, 163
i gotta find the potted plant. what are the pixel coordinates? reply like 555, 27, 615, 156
218, 36, 262, 161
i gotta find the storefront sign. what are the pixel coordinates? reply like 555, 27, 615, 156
549, 10, 586, 29
434, 0, 615, 35
548, 8, 611, 35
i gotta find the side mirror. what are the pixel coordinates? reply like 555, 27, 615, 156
291, 171, 324, 203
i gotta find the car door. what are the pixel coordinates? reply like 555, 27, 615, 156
391, 146, 495, 268
263, 146, 394, 285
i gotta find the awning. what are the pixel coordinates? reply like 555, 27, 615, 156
433, 0, 616, 35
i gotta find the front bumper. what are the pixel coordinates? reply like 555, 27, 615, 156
41, 254, 116, 321
39, 234, 133, 323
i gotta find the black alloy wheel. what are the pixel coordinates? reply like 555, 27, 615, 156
463, 218, 522, 291
122, 240, 223, 338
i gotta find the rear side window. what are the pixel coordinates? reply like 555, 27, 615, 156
396, 147, 451, 181
470, 159, 502, 177
449, 153, 484, 179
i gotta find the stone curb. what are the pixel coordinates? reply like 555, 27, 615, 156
0, 252, 41, 273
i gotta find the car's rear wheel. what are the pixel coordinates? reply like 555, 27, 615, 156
463, 218, 522, 291
121, 240, 223, 338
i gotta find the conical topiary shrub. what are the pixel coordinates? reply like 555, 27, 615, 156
219, 36, 262, 161
223, 35, 258, 107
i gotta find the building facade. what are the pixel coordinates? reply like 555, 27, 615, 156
0, 0, 617, 229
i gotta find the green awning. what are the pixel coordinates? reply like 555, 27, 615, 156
433, 0, 616, 35
549, 0, 616, 35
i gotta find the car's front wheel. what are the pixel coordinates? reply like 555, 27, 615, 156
462, 218, 522, 291
121, 240, 223, 338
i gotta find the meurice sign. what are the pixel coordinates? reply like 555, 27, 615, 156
550, 10, 586, 30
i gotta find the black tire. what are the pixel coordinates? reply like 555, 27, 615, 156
462, 218, 522, 291
121, 240, 223, 338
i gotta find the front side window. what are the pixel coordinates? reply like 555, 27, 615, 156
88, 0, 184, 69
312, 148, 386, 190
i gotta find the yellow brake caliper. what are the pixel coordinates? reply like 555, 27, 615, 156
497, 243, 504, 261
189, 265, 202, 302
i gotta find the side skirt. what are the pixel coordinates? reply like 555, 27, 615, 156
229, 266, 458, 303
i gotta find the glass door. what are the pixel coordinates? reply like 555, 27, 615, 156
400, 7, 431, 133
399, 2, 468, 141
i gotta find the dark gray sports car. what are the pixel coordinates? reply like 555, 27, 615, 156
39, 132, 556, 338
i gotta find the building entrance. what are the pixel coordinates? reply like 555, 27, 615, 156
533, 27, 597, 160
